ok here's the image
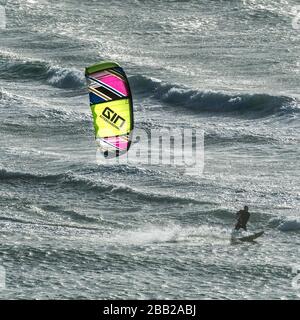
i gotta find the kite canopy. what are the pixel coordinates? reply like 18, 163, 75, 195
85, 61, 134, 158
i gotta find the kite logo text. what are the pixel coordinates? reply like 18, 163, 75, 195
101, 107, 126, 129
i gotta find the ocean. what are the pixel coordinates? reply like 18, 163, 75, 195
0, 0, 299, 299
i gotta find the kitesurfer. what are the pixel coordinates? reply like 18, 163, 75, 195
234, 205, 250, 231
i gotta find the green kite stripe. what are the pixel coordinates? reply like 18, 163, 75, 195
85, 61, 121, 75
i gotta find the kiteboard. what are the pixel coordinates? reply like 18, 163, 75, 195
231, 230, 264, 242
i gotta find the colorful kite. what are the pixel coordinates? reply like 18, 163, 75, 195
85, 61, 134, 158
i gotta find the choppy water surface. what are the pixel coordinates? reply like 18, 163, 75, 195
0, 0, 299, 299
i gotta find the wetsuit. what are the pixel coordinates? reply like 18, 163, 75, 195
235, 210, 250, 231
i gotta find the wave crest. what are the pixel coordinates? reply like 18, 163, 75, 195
278, 219, 300, 232
130, 75, 299, 117
0, 54, 85, 89
269, 217, 300, 232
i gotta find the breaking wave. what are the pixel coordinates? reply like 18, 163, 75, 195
0, 54, 85, 89
130, 75, 299, 117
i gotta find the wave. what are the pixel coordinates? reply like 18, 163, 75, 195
46, 66, 85, 89
1, 54, 298, 118
278, 219, 300, 232
129, 75, 299, 117
0, 168, 205, 205
0, 53, 85, 89
269, 217, 300, 232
